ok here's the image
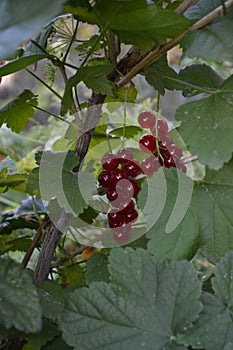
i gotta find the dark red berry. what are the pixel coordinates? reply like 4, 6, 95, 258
138, 111, 156, 129
111, 169, 127, 185
117, 148, 134, 161
169, 144, 183, 158
120, 200, 135, 214
159, 136, 172, 149
124, 160, 141, 177
163, 155, 176, 168
101, 153, 119, 171
139, 134, 156, 153
125, 209, 138, 224
98, 171, 112, 188
107, 187, 118, 202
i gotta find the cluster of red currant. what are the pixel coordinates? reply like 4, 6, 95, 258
97, 111, 186, 244
98, 149, 141, 243
138, 111, 186, 175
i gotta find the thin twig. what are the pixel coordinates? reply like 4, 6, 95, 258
181, 155, 198, 164
175, 0, 199, 14
22, 214, 50, 268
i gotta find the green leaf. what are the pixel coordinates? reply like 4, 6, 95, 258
181, 8, 233, 63
86, 252, 110, 283
42, 336, 73, 350
138, 169, 199, 261
39, 150, 96, 215
180, 292, 233, 350
0, 90, 38, 133
98, 5, 192, 50
0, 257, 42, 333
175, 76, 233, 169
109, 125, 141, 139
25, 167, 40, 195
26, 319, 60, 348
191, 159, 233, 262
0, 27, 52, 77
0, 0, 64, 59
145, 55, 183, 95
0, 213, 39, 236
179, 64, 223, 97
5, 235, 33, 252
0, 172, 28, 190
212, 251, 233, 308
61, 65, 114, 115
0, 156, 17, 174
60, 248, 202, 350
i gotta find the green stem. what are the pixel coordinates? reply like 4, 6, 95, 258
62, 20, 79, 63
26, 68, 63, 100
29, 104, 71, 125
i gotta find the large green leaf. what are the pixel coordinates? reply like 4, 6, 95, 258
61, 65, 114, 115
181, 8, 233, 63
191, 159, 233, 262
138, 169, 199, 261
0, 0, 64, 59
60, 248, 202, 350
175, 75, 233, 170
0, 90, 38, 133
0, 257, 42, 333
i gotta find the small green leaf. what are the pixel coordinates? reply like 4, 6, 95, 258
0, 257, 42, 333
109, 125, 141, 138
0, 90, 38, 133
26, 319, 60, 348
61, 65, 114, 115
0, 172, 28, 189
41, 336, 73, 350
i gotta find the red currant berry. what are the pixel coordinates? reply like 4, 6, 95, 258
117, 148, 134, 161
138, 111, 156, 129
163, 155, 176, 168
101, 153, 119, 171
159, 136, 173, 149
141, 156, 160, 176
111, 169, 127, 185
169, 144, 183, 158
107, 187, 118, 202
157, 119, 168, 137
124, 160, 141, 177
113, 224, 131, 243
98, 171, 112, 188
125, 209, 138, 224
139, 134, 156, 153
120, 200, 135, 214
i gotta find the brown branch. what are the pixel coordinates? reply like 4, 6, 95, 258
116, 0, 233, 89
175, 0, 199, 14
21, 214, 50, 268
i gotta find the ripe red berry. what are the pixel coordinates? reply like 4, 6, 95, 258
119, 200, 135, 214
98, 171, 112, 188
117, 148, 134, 161
138, 111, 156, 129
139, 134, 156, 153
157, 119, 168, 137
169, 144, 183, 158
111, 169, 127, 185
107, 187, 118, 202
141, 156, 160, 176
101, 153, 119, 171
130, 180, 140, 197
125, 209, 138, 224
124, 160, 141, 177
113, 224, 131, 243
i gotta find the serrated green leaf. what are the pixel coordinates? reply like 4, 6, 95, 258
145, 55, 183, 95
0, 0, 64, 59
179, 64, 223, 97
0, 172, 28, 189
191, 159, 233, 262
181, 8, 233, 63
86, 252, 110, 283
0, 257, 42, 333
0, 156, 17, 174
26, 319, 60, 348
61, 65, 114, 115
0, 90, 38, 133
41, 336, 73, 350
25, 167, 40, 195
212, 251, 233, 308
180, 292, 233, 350
175, 76, 233, 169
5, 235, 32, 252
60, 248, 202, 350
